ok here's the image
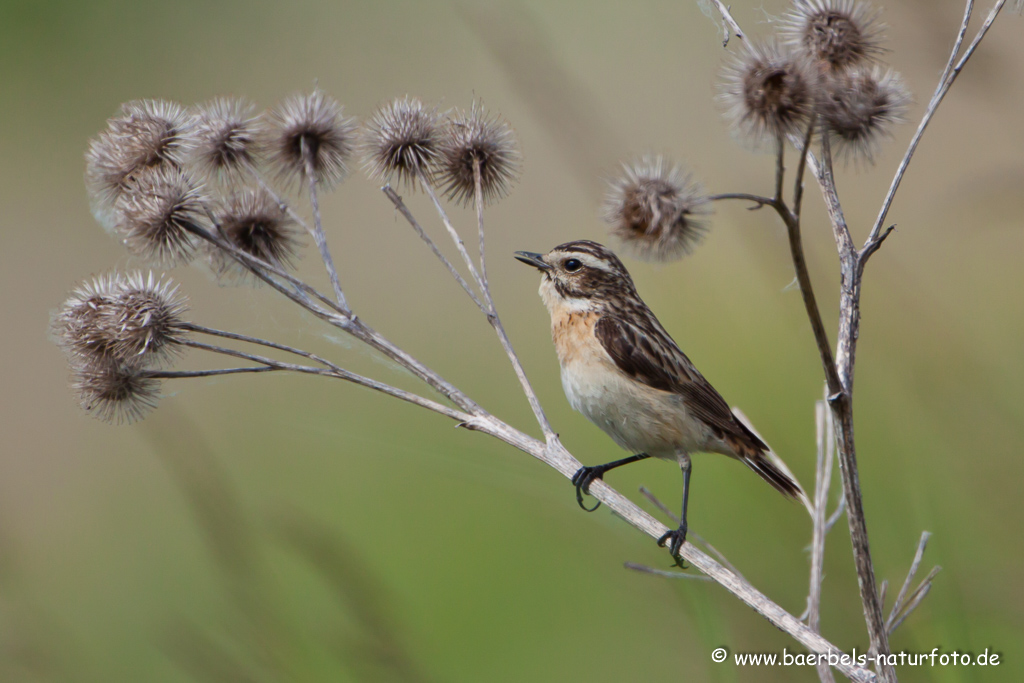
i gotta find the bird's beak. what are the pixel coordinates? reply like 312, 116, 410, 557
514, 251, 552, 271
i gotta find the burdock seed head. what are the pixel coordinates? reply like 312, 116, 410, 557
819, 66, 910, 163
52, 272, 123, 363
105, 271, 190, 363
113, 165, 211, 265
435, 101, 520, 207
71, 358, 161, 424
719, 39, 816, 149
85, 99, 197, 226
192, 97, 264, 183
212, 187, 300, 278
53, 271, 189, 367
265, 89, 357, 188
361, 96, 441, 189
781, 0, 885, 72
602, 155, 709, 263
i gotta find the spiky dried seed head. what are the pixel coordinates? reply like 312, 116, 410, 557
192, 98, 264, 183
719, 40, 816, 148
53, 271, 189, 367
71, 357, 161, 424
602, 156, 710, 263
211, 187, 301, 278
105, 271, 190, 362
113, 165, 210, 265
819, 66, 910, 163
85, 100, 197, 226
52, 273, 123, 363
361, 96, 441, 189
265, 89, 357, 188
781, 0, 885, 72
435, 102, 520, 207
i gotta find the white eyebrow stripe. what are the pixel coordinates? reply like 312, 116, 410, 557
575, 253, 613, 273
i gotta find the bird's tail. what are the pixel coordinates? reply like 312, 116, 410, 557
739, 450, 805, 501
728, 413, 808, 505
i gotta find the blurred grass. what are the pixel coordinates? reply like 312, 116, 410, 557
2, 0, 1023, 681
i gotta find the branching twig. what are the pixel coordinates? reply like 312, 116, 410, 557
706, 0, 745, 47
382, 185, 487, 313
624, 562, 712, 581
885, 532, 941, 635
809, 400, 837, 683
301, 139, 350, 312
865, 0, 1005, 256
418, 169, 485, 291
471, 159, 557, 441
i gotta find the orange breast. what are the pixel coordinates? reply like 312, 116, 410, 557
551, 310, 601, 367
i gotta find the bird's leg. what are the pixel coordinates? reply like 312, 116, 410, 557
572, 453, 651, 511
658, 453, 692, 563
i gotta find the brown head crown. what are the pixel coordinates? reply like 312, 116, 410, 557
516, 240, 638, 303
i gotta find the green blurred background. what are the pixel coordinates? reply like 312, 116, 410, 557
2, 0, 1022, 681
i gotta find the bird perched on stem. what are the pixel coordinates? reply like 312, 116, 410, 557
515, 240, 803, 559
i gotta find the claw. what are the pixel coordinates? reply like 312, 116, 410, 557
572, 465, 605, 512
657, 523, 689, 567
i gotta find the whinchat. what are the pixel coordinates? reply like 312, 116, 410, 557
515, 240, 802, 559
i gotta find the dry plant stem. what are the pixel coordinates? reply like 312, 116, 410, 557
624, 563, 712, 581
463, 425, 877, 683
885, 532, 939, 634
708, 0, 745, 46
826, 487, 847, 533
183, 322, 346, 371
816, 132, 893, 682
809, 400, 837, 683
472, 159, 557, 441
148, 367, 279, 379
418, 169, 485, 291
638, 486, 746, 582
187, 212, 488, 418
888, 567, 940, 635
301, 140, 350, 312
792, 115, 817, 219
867, 0, 1004, 249
708, 192, 842, 397
382, 186, 487, 312
179, 339, 470, 422
774, 137, 785, 202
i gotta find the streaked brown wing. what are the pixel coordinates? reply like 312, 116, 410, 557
594, 315, 767, 451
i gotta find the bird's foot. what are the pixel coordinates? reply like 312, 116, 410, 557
657, 523, 689, 568
571, 465, 610, 512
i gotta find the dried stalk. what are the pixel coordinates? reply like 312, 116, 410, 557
301, 139, 350, 312
809, 400, 837, 683
382, 185, 487, 312
706, 0, 745, 46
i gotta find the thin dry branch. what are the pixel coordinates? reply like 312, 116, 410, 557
885, 532, 941, 635
471, 159, 557, 441
809, 400, 837, 683
865, 0, 1005, 254
302, 140, 350, 312
382, 185, 487, 312
705, 0, 745, 46
419, 170, 485, 291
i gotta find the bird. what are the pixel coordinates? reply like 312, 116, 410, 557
515, 240, 803, 559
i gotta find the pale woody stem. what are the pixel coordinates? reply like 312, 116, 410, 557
472, 158, 557, 441
300, 139, 350, 313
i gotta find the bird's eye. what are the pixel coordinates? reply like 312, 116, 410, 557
564, 258, 582, 272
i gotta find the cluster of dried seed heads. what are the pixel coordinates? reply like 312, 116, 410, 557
360, 96, 521, 205
64, 90, 521, 421
53, 272, 188, 423
720, 0, 907, 157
